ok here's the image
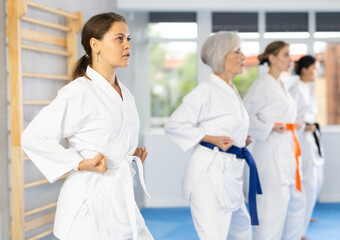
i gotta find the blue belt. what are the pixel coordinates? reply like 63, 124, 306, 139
200, 141, 262, 225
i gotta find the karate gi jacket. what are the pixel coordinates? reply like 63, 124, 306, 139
22, 66, 151, 240
165, 74, 249, 211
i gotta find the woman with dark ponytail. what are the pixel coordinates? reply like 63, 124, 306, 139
290, 55, 324, 239
243, 41, 306, 240
21, 12, 153, 240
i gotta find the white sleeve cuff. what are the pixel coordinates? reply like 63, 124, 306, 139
73, 163, 79, 171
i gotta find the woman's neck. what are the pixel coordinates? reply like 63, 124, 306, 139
300, 75, 311, 85
268, 67, 282, 80
214, 72, 233, 87
268, 67, 286, 89
92, 62, 117, 86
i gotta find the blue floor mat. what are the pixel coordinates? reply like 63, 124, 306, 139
141, 203, 340, 240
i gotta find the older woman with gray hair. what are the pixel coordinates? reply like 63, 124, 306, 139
165, 31, 262, 239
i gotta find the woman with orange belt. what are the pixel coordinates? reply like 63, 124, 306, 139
243, 41, 306, 240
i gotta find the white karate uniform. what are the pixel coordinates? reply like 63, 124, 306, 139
289, 79, 324, 234
21, 66, 153, 240
165, 74, 252, 240
243, 73, 306, 240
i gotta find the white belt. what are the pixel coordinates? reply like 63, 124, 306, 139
104, 155, 150, 240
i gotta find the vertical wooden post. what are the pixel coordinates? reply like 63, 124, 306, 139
66, 12, 82, 80
0, 0, 10, 239
7, 0, 26, 239
325, 43, 340, 125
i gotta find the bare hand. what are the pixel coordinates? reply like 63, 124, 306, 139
212, 136, 233, 151
273, 124, 286, 133
133, 146, 148, 163
78, 153, 107, 173
295, 122, 303, 130
245, 135, 253, 147
305, 124, 316, 133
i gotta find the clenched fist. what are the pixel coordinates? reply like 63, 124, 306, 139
133, 146, 148, 163
202, 135, 233, 152
78, 153, 107, 173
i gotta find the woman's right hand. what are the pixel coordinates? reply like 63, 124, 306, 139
202, 135, 233, 151
78, 153, 107, 173
273, 124, 286, 133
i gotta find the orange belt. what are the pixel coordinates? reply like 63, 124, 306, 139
275, 123, 302, 192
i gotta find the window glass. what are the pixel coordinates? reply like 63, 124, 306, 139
148, 21, 198, 127
149, 41, 197, 127
234, 41, 260, 98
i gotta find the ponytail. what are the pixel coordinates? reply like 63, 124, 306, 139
257, 53, 269, 65
72, 55, 91, 80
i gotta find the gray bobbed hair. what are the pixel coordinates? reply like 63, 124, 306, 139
201, 31, 242, 74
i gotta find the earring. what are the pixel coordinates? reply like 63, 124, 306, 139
97, 52, 99, 63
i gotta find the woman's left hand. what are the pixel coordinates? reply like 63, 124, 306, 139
295, 122, 303, 130
245, 135, 253, 147
133, 146, 148, 163
305, 124, 316, 133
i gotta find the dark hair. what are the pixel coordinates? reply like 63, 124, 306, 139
72, 12, 126, 80
258, 41, 289, 66
294, 55, 316, 76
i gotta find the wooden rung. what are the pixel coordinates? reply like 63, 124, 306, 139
21, 29, 67, 47
24, 179, 49, 188
26, 229, 54, 240
21, 16, 70, 32
24, 211, 55, 232
22, 72, 69, 81
21, 44, 70, 56
24, 175, 67, 189
25, 202, 57, 217
27, 1, 79, 20
22, 100, 52, 105
24, 156, 30, 161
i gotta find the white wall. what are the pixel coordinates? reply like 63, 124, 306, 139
118, 0, 340, 11
143, 127, 340, 207
318, 126, 340, 202
144, 129, 191, 207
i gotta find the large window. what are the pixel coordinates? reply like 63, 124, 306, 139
148, 13, 198, 127
147, 11, 340, 128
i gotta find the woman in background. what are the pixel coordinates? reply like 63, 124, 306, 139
165, 31, 261, 240
21, 12, 153, 240
289, 55, 324, 239
243, 41, 306, 240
